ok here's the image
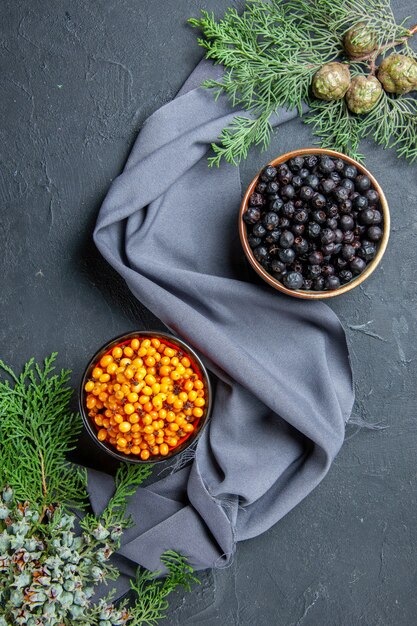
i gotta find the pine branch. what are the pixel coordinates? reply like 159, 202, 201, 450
190, 0, 417, 166
0, 354, 87, 514
128, 552, 198, 626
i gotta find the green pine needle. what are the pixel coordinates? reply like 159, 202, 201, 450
189, 0, 417, 165
0, 353, 87, 514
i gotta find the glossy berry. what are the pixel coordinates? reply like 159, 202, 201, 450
305, 174, 320, 190
319, 156, 335, 173
334, 229, 344, 243
367, 226, 383, 241
253, 223, 266, 238
294, 237, 309, 255
292, 224, 305, 236
263, 212, 279, 230
292, 175, 303, 188
270, 198, 284, 212
243, 208, 261, 224
321, 228, 336, 244
279, 217, 291, 228
312, 210, 327, 224
254, 245, 269, 261
308, 250, 324, 265
279, 248, 296, 264
308, 264, 322, 279
342, 244, 355, 260
353, 195, 368, 210
339, 269, 353, 283
271, 259, 287, 276
350, 256, 366, 274
311, 193, 327, 209
343, 164, 357, 179
279, 230, 295, 249
266, 181, 279, 195
281, 184, 295, 199
333, 187, 349, 203
307, 222, 321, 238
282, 201, 295, 218
314, 276, 325, 290
355, 175, 371, 192
340, 215, 355, 231
284, 271, 304, 290
288, 156, 305, 172
303, 279, 313, 290
248, 235, 261, 248
359, 208, 375, 225
358, 242, 376, 261
366, 189, 379, 205
320, 178, 336, 194
325, 276, 340, 290
322, 242, 336, 256
261, 165, 277, 181
299, 167, 310, 179
340, 178, 355, 194
294, 209, 309, 224
265, 229, 281, 244
300, 186, 315, 201
334, 158, 345, 172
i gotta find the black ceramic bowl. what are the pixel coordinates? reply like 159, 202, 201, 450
79, 331, 212, 464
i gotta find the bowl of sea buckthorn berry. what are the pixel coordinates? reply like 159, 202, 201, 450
80, 331, 211, 463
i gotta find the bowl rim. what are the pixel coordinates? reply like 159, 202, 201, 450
79, 330, 212, 464
239, 147, 390, 299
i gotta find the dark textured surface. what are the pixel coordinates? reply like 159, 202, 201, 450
1, 1, 416, 624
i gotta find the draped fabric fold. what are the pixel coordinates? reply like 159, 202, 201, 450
91, 59, 354, 581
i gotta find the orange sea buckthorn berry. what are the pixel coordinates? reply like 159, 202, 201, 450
127, 392, 138, 403
181, 357, 191, 368
169, 423, 179, 432
144, 356, 155, 367
124, 403, 135, 415
94, 415, 103, 426
85, 381, 95, 392
173, 399, 183, 410
160, 356, 170, 366
150, 445, 160, 456
178, 392, 188, 402
99, 373, 110, 383
171, 371, 181, 381
131, 423, 141, 433
142, 385, 153, 396
194, 397, 205, 407
87, 397, 96, 409
131, 445, 141, 455
97, 429, 108, 441
143, 425, 154, 435
145, 374, 156, 386
188, 390, 198, 401
124, 346, 134, 358
183, 423, 194, 433
115, 390, 124, 401
163, 347, 175, 358
112, 346, 123, 359
119, 421, 132, 433
92, 367, 103, 379
170, 357, 179, 367
194, 380, 204, 390
193, 407, 203, 418
166, 411, 176, 423
183, 380, 194, 391
151, 338, 161, 348
114, 413, 123, 424
167, 436, 179, 447
124, 368, 134, 379
107, 362, 118, 375
100, 354, 113, 368
140, 449, 150, 461
142, 415, 153, 426
159, 443, 169, 456
131, 338, 140, 351
129, 413, 140, 424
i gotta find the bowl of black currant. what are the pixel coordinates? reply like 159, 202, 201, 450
240, 148, 390, 299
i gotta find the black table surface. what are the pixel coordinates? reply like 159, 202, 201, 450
2, 1, 417, 624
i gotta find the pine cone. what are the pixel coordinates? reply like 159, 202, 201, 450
345, 75, 382, 114
378, 53, 417, 94
312, 62, 351, 101
344, 22, 377, 59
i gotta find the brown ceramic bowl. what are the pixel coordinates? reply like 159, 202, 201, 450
79, 331, 212, 464
239, 148, 390, 299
